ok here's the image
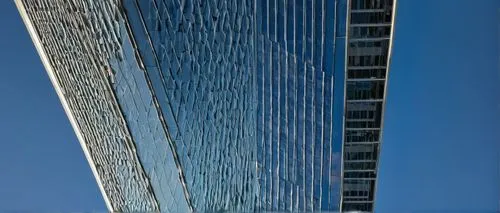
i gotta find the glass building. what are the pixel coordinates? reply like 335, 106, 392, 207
15, 0, 396, 212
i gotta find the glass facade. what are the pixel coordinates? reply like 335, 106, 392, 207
120, 0, 258, 212
254, 0, 347, 211
17, 0, 396, 212
342, 0, 395, 212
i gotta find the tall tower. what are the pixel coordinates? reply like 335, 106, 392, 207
342, 0, 396, 211
16, 0, 396, 212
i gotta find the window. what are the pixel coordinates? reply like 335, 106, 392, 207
346, 81, 385, 100
345, 129, 380, 143
344, 162, 377, 170
351, 0, 394, 10
346, 120, 380, 128
344, 144, 379, 161
343, 170, 377, 179
348, 54, 388, 67
347, 68, 386, 79
349, 26, 391, 39
350, 11, 392, 24
343, 202, 373, 212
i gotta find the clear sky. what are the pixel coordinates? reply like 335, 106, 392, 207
376, 0, 500, 212
0, 0, 498, 213
0, 1, 106, 212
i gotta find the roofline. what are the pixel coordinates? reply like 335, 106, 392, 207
14, 0, 113, 211
371, 0, 399, 211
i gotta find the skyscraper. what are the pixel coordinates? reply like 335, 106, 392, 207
15, 0, 396, 212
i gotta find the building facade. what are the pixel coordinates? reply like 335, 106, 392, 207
16, 0, 396, 212
342, 0, 395, 211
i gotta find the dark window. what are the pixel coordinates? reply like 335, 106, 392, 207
343, 202, 373, 212
344, 162, 376, 170
349, 26, 391, 39
348, 68, 386, 79
350, 12, 391, 24
345, 129, 381, 143
348, 54, 388, 67
343, 170, 377, 179
344, 143, 379, 161
346, 81, 385, 100
351, 0, 394, 10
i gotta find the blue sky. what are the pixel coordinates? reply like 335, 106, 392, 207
0, 0, 498, 212
376, 0, 500, 212
0, 1, 106, 212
